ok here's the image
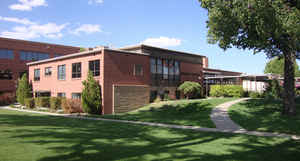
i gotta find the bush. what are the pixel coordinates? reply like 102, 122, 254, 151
249, 92, 263, 98
0, 92, 16, 106
82, 71, 102, 114
61, 99, 83, 114
264, 79, 283, 99
24, 98, 35, 109
177, 81, 202, 99
50, 97, 62, 110
210, 85, 244, 98
35, 97, 50, 108
154, 97, 161, 103
16, 74, 32, 105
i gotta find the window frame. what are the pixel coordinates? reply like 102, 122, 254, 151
89, 60, 100, 77
57, 64, 66, 80
72, 62, 82, 78
0, 49, 14, 59
134, 64, 143, 76
72, 93, 81, 99
34, 68, 40, 81
44, 67, 52, 76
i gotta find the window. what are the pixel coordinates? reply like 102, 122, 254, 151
0, 49, 14, 59
157, 59, 162, 74
45, 67, 52, 76
54, 54, 62, 58
89, 60, 100, 76
72, 93, 81, 99
150, 58, 156, 74
134, 64, 143, 76
0, 69, 13, 80
20, 51, 49, 61
174, 61, 180, 81
169, 60, 174, 81
34, 69, 40, 81
163, 59, 168, 80
58, 65, 66, 80
57, 93, 66, 97
72, 62, 81, 78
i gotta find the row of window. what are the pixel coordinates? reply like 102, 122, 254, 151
34, 60, 100, 81
0, 49, 14, 59
150, 58, 180, 86
0, 69, 13, 80
0, 48, 63, 61
57, 92, 81, 99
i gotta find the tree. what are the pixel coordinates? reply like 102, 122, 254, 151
177, 81, 202, 99
82, 71, 102, 114
264, 57, 300, 77
199, 0, 300, 116
16, 74, 32, 105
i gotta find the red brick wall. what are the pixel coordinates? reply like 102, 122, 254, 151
102, 50, 150, 114
181, 62, 203, 83
0, 37, 80, 92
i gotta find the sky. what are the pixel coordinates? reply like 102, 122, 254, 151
0, 0, 272, 74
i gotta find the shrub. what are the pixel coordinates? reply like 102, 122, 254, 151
177, 81, 202, 99
264, 79, 283, 99
50, 97, 62, 110
249, 92, 263, 98
61, 99, 83, 114
82, 71, 102, 114
210, 85, 244, 98
16, 74, 32, 105
0, 92, 16, 106
24, 98, 35, 109
35, 97, 50, 108
154, 97, 161, 103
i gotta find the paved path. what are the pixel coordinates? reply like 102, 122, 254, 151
1, 101, 299, 140
210, 98, 250, 131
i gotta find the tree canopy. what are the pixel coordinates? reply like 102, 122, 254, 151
199, 0, 300, 116
178, 81, 202, 99
264, 57, 300, 77
16, 74, 32, 105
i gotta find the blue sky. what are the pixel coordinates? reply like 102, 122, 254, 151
0, 0, 271, 74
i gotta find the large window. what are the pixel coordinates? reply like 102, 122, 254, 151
72, 62, 81, 78
57, 93, 66, 97
134, 64, 143, 76
45, 67, 52, 76
89, 60, 100, 76
58, 65, 66, 80
0, 49, 14, 59
150, 58, 180, 86
34, 69, 40, 81
20, 51, 49, 61
72, 93, 81, 99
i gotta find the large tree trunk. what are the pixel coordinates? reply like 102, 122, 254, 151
282, 52, 296, 116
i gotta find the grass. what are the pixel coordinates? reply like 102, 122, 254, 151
1, 109, 300, 161
101, 98, 237, 128
229, 98, 300, 135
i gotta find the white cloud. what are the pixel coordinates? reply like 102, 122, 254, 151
0, 16, 36, 25
0, 22, 68, 39
88, 0, 104, 5
9, 0, 47, 11
71, 24, 102, 35
141, 36, 182, 47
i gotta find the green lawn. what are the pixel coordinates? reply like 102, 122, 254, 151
102, 98, 237, 128
0, 109, 300, 161
229, 98, 300, 135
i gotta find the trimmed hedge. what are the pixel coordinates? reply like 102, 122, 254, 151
24, 98, 35, 109
50, 97, 62, 110
35, 97, 50, 108
210, 85, 244, 98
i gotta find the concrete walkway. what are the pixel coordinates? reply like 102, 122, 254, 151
210, 98, 249, 131
1, 101, 299, 140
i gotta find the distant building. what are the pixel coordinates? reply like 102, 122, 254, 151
0, 37, 80, 93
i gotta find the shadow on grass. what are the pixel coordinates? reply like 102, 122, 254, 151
102, 101, 216, 127
229, 99, 300, 135
0, 110, 300, 161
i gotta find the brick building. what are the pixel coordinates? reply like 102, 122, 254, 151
28, 45, 204, 114
0, 37, 80, 93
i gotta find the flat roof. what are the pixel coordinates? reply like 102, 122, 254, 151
203, 68, 242, 74
0, 37, 80, 49
119, 44, 205, 58
27, 48, 150, 66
